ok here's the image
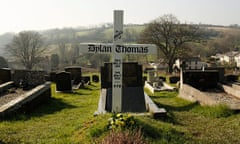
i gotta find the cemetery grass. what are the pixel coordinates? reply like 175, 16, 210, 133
146, 90, 240, 144
0, 83, 111, 144
0, 83, 240, 143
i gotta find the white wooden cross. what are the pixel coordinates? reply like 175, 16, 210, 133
79, 10, 156, 112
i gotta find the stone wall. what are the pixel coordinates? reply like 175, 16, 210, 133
222, 84, 240, 99
179, 84, 218, 105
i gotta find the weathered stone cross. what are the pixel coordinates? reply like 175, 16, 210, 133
79, 10, 156, 112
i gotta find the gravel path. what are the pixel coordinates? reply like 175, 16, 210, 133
0, 89, 27, 107
204, 91, 240, 108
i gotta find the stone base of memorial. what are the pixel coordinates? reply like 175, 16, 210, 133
179, 83, 240, 110
0, 82, 51, 118
95, 62, 167, 117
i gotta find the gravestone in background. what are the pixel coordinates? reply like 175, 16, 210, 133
147, 70, 155, 83
50, 72, 57, 82
183, 70, 220, 91
169, 76, 180, 84
82, 76, 91, 84
64, 66, 82, 85
55, 72, 72, 92
0, 68, 11, 84
92, 75, 99, 83
101, 62, 146, 112
159, 76, 166, 82
12, 70, 46, 89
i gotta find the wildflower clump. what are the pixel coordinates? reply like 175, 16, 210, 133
107, 113, 137, 130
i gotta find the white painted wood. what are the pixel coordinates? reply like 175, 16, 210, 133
112, 10, 123, 112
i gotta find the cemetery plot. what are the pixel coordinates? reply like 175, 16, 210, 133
96, 62, 166, 117
81, 10, 164, 115
54, 67, 91, 91
0, 70, 51, 118
179, 68, 240, 109
144, 70, 177, 93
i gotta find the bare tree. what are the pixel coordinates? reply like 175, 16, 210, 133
139, 14, 203, 73
5, 31, 45, 70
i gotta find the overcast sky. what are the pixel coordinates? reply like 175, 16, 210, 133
0, 0, 239, 34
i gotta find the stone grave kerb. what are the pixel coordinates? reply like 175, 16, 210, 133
79, 10, 157, 112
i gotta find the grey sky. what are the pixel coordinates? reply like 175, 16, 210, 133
0, 0, 239, 34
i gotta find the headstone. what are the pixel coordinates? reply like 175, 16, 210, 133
159, 76, 166, 82
183, 70, 219, 91
64, 66, 82, 85
50, 72, 57, 82
82, 76, 91, 85
147, 70, 155, 82
225, 74, 238, 83
0, 68, 11, 84
101, 62, 146, 112
55, 72, 72, 92
12, 70, 45, 89
169, 76, 180, 84
92, 75, 99, 82
206, 67, 225, 82
101, 62, 143, 88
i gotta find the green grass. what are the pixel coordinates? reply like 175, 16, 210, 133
145, 91, 240, 144
0, 83, 106, 143
1, 82, 240, 143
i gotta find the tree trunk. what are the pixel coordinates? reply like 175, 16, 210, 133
168, 59, 175, 74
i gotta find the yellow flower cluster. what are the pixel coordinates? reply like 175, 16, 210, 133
108, 113, 136, 130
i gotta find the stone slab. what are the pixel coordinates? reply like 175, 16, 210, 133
105, 87, 146, 112
144, 93, 167, 119
0, 82, 51, 117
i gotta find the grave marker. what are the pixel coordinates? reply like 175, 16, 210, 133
0, 68, 11, 84
79, 10, 156, 112
55, 72, 72, 92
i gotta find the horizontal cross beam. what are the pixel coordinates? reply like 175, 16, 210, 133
79, 43, 157, 54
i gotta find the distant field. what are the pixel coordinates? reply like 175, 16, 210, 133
76, 29, 97, 36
